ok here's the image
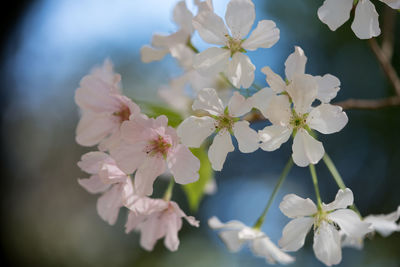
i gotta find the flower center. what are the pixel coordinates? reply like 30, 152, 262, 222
113, 105, 131, 122
225, 35, 245, 56
215, 114, 234, 132
289, 112, 308, 130
145, 135, 172, 158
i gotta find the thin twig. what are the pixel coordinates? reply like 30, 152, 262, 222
381, 6, 396, 61
334, 96, 400, 110
368, 38, 400, 96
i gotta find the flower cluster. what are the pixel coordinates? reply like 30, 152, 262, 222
74, 0, 400, 265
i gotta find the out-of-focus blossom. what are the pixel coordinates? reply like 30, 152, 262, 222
193, 0, 279, 88
208, 217, 295, 264
111, 115, 200, 196
318, 0, 400, 39
77, 151, 133, 225
75, 59, 142, 151
279, 188, 371, 266
251, 46, 347, 167
125, 196, 199, 251
177, 88, 259, 171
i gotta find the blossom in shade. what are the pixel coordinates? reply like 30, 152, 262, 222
77, 151, 133, 225
279, 188, 371, 266
251, 46, 347, 167
208, 217, 295, 265
177, 88, 259, 171
111, 115, 200, 196
317, 0, 400, 39
141, 0, 213, 63
75, 59, 142, 151
192, 0, 279, 88
125, 196, 199, 251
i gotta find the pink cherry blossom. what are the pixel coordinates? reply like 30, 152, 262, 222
125, 197, 199, 251
111, 115, 200, 196
75, 59, 142, 151
77, 151, 134, 225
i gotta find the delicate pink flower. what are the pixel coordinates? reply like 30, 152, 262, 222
77, 151, 134, 225
111, 115, 200, 196
75, 59, 142, 150
125, 197, 199, 251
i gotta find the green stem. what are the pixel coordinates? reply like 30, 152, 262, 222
309, 164, 322, 210
253, 158, 294, 229
186, 38, 199, 53
322, 153, 362, 217
163, 178, 175, 201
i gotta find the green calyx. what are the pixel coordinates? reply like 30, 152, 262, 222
290, 111, 308, 131
223, 35, 246, 57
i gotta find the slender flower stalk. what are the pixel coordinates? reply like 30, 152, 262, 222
163, 178, 175, 201
254, 158, 294, 229
309, 164, 322, 209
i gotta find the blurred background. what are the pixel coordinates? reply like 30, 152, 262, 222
1, 0, 399, 266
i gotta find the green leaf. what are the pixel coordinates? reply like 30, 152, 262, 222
182, 146, 214, 212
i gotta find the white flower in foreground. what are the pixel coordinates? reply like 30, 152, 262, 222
208, 217, 295, 264
279, 188, 371, 266
75, 59, 142, 151
193, 0, 279, 88
77, 151, 133, 225
318, 0, 400, 39
177, 88, 259, 171
125, 196, 199, 251
141, 0, 212, 63
111, 115, 200, 196
252, 46, 347, 167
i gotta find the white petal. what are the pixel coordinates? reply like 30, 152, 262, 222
76, 112, 116, 147
279, 194, 318, 218
238, 227, 263, 240
364, 206, 400, 237
292, 129, 325, 167
315, 74, 340, 103
328, 209, 372, 239
251, 237, 295, 264
233, 120, 259, 153
192, 11, 228, 45
307, 104, 348, 134
97, 184, 123, 225
195, 0, 214, 12
313, 222, 342, 266
226, 53, 255, 89
379, 0, 400, 9
317, 0, 354, 31
341, 234, 364, 249
110, 142, 147, 174
247, 87, 275, 118
193, 47, 230, 77
242, 20, 280, 51
285, 46, 307, 81
139, 214, 165, 251
259, 125, 292, 152
286, 74, 317, 115
173, 1, 194, 33
134, 157, 166, 196
208, 131, 234, 171
351, 0, 380, 39
228, 91, 252, 117
208, 216, 247, 230
219, 230, 246, 252
163, 212, 182, 251
279, 217, 314, 251
322, 188, 354, 211
177, 116, 216, 147
167, 144, 200, 184
77, 151, 110, 174
264, 95, 292, 126
152, 30, 188, 48
261, 66, 286, 93
225, 0, 255, 39
140, 46, 169, 63
192, 88, 225, 116
78, 175, 110, 194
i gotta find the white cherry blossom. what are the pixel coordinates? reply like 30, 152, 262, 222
364, 205, 400, 237
77, 151, 133, 225
111, 115, 200, 196
177, 88, 259, 171
252, 47, 347, 167
317, 0, 400, 39
279, 188, 371, 266
208, 216, 295, 264
193, 0, 279, 88
125, 196, 199, 251
75, 59, 143, 151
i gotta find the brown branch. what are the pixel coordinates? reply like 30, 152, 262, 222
334, 96, 400, 110
368, 38, 400, 96
381, 6, 396, 61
